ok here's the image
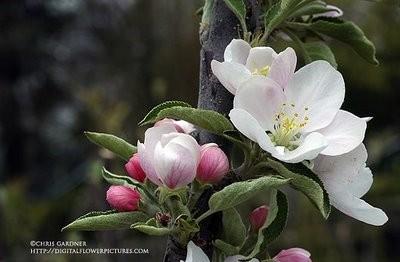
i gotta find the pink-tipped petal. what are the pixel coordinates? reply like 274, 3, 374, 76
196, 143, 229, 184
106, 185, 140, 212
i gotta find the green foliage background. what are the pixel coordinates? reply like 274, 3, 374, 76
0, 0, 399, 261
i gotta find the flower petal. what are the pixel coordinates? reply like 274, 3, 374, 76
229, 108, 276, 153
269, 47, 297, 89
318, 110, 366, 156
211, 60, 251, 94
183, 241, 210, 262
273, 132, 328, 163
285, 60, 345, 132
224, 39, 251, 64
234, 76, 285, 131
245, 47, 277, 73
331, 191, 388, 226
154, 133, 200, 189
313, 145, 388, 226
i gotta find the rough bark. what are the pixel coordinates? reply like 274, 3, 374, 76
163, 0, 250, 261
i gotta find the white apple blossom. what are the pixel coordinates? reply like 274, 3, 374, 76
137, 123, 200, 189
313, 144, 388, 226
155, 118, 195, 134
182, 241, 259, 262
211, 39, 296, 94
229, 60, 367, 163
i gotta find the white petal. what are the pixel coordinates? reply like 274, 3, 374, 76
346, 167, 373, 198
175, 120, 196, 133
313, 144, 368, 184
269, 47, 297, 88
245, 47, 277, 72
362, 116, 373, 122
224, 39, 251, 64
319, 110, 366, 156
154, 133, 200, 189
273, 132, 328, 163
234, 76, 285, 131
313, 145, 388, 226
285, 60, 345, 132
137, 141, 162, 186
331, 191, 388, 226
211, 60, 251, 94
229, 109, 276, 154
184, 241, 210, 262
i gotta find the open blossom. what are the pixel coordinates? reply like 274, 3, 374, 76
137, 123, 200, 189
106, 185, 140, 212
155, 118, 195, 134
125, 153, 146, 183
273, 248, 311, 262
182, 241, 259, 262
196, 143, 229, 184
229, 60, 367, 163
312, 144, 388, 226
211, 39, 296, 94
249, 205, 269, 232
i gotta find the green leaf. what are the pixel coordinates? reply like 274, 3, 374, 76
85, 131, 136, 161
62, 211, 149, 231
308, 18, 379, 65
264, 0, 303, 36
244, 190, 288, 258
304, 41, 337, 68
139, 100, 192, 126
213, 239, 239, 256
266, 159, 331, 218
155, 106, 234, 135
102, 167, 143, 188
289, 2, 339, 18
222, 208, 246, 247
223, 0, 247, 32
131, 224, 172, 236
208, 176, 290, 214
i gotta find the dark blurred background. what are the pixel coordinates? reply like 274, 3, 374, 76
0, 0, 399, 261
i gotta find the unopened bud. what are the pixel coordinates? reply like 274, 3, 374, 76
249, 205, 269, 231
125, 153, 146, 183
273, 248, 312, 262
106, 185, 140, 212
196, 143, 229, 184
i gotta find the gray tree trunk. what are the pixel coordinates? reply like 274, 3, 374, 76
163, 0, 260, 261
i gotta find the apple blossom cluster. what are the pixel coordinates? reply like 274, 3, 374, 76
62, 2, 388, 261
105, 118, 230, 212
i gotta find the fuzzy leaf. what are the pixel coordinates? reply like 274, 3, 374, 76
308, 18, 379, 65
266, 159, 331, 218
213, 239, 239, 256
264, 0, 303, 36
62, 211, 148, 231
139, 100, 192, 126
289, 2, 339, 18
102, 167, 143, 189
245, 190, 288, 258
222, 208, 247, 247
223, 0, 247, 29
155, 106, 234, 135
304, 41, 337, 68
208, 176, 290, 214
131, 224, 172, 236
85, 131, 136, 161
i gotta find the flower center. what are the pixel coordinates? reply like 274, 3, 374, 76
270, 103, 309, 149
252, 66, 270, 77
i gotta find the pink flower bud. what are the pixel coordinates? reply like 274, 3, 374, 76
106, 185, 140, 212
155, 118, 195, 134
125, 153, 146, 183
196, 143, 229, 184
273, 248, 312, 262
249, 205, 269, 231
